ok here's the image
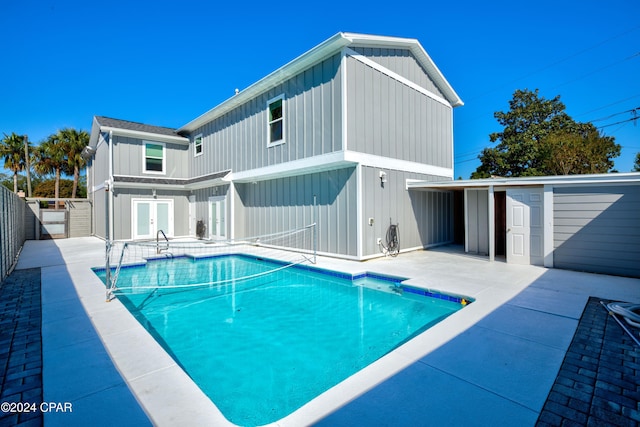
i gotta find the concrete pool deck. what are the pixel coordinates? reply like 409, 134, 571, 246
10, 237, 640, 426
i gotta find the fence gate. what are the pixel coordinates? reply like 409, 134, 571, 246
40, 209, 68, 239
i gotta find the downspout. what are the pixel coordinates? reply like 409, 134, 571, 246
108, 130, 114, 240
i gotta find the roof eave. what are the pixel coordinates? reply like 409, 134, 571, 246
341, 33, 463, 108
178, 32, 350, 133
178, 32, 463, 133
100, 126, 190, 145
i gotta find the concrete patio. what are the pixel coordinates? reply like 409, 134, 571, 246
7, 237, 640, 426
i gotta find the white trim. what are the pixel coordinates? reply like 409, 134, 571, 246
229, 150, 453, 183
341, 48, 349, 152
100, 126, 189, 145
178, 32, 463, 133
463, 188, 469, 253
108, 131, 114, 241
229, 182, 235, 241
344, 47, 452, 108
142, 141, 166, 175
193, 134, 203, 157
356, 163, 363, 259
488, 186, 495, 262
543, 185, 554, 268
343, 151, 453, 178
407, 172, 640, 190
266, 94, 286, 148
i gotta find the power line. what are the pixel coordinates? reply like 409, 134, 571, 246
597, 115, 639, 129
590, 107, 640, 123
549, 52, 640, 91
464, 25, 640, 103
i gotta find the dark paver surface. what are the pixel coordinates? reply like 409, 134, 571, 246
536, 297, 640, 427
0, 268, 43, 427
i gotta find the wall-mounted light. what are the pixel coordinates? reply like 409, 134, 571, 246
379, 171, 387, 185
152, 188, 157, 198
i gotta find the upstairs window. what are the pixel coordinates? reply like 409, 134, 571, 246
267, 95, 285, 146
143, 141, 165, 173
194, 134, 203, 157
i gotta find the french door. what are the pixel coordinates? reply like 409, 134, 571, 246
208, 196, 226, 240
132, 199, 174, 239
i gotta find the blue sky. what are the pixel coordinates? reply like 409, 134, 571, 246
1, 0, 638, 179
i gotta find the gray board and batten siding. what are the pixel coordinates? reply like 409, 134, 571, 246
189, 53, 342, 177
362, 168, 453, 258
346, 53, 452, 168
235, 168, 359, 257
553, 185, 640, 278
111, 189, 191, 241
112, 135, 189, 179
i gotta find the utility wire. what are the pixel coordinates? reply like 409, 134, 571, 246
464, 25, 640, 103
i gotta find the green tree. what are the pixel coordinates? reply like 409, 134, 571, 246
34, 178, 85, 198
634, 152, 640, 172
472, 89, 621, 178
0, 132, 27, 192
58, 128, 89, 198
33, 134, 67, 205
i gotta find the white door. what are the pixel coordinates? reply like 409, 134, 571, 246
506, 188, 543, 265
133, 199, 174, 239
208, 196, 226, 240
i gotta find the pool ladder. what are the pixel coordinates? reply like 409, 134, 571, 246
156, 230, 170, 255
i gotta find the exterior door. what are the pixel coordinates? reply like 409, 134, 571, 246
506, 188, 543, 265
133, 199, 173, 239
208, 196, 226, 240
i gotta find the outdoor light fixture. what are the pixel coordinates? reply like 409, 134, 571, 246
379, 171, 387, 184
81, 146, 96, 160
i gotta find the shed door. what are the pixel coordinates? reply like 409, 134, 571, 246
506, 188, 543, 265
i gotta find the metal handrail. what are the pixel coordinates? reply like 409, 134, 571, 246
156, 230, 169, 254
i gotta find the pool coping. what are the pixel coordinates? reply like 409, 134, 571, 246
15, 237, 640, 426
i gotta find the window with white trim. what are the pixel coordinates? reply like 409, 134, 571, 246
143, 141, 165, 173
194, 134, 203, 157
267, 94, 285, 146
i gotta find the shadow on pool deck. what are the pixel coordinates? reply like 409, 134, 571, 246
2, 237, 639, 426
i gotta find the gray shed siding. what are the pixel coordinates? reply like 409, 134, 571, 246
189, 54, 342, 177
112, 136, 189, 178
362, 167, 452, 257
235, 167, 358, 257
112, 189, 190, 240
553, 185, 640, 278
466, 189, 489, 255
351, 47, 445, 99
346, 56, 452, 169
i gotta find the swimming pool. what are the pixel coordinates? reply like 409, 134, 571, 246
96, 254, 470, 426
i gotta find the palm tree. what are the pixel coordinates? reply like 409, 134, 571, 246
58, 128, 89, 198
0, 132, 26, 193
33, 134, 67, 207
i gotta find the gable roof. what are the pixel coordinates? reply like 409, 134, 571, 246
178, 32, 463, 133
90, 116, 189, 146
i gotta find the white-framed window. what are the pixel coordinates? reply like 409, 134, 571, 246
194, 134, 203, 157
143, 141, 165, 174
267, 94, 285, 147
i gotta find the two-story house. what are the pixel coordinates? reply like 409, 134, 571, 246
87, 32, 463, 260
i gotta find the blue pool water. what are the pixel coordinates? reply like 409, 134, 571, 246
95, 255, 468, 426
